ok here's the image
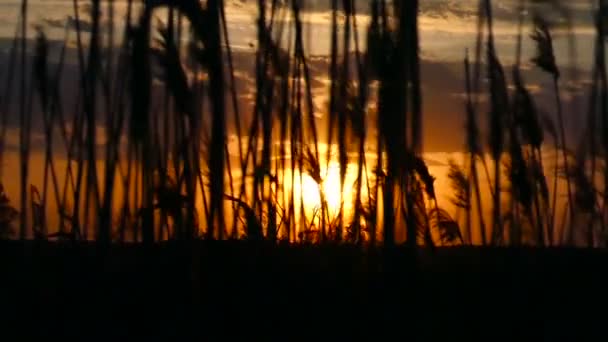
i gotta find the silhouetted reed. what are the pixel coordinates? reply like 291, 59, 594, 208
1, 0, 607, 250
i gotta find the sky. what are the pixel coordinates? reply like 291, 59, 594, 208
0, 0, 600, 153
0, 0, 599, 63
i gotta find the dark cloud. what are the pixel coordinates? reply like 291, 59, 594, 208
420, 0, 595, 30
248, 0, 599, 36
420, 1, 478, 19
39, 15, 114, 34
0, 33, 595, 154
42, 18, 66, 30
298, 0, 373, 15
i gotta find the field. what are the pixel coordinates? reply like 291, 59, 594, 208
2, 240, 607, 339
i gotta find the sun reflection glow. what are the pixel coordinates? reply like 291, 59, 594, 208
292, 162, 355, 219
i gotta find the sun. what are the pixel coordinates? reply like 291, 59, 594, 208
294, 162, 349, 217
298, 173, 321, 209
322, 163, 343, 212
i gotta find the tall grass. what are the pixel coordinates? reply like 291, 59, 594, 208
0, 0, 606, 248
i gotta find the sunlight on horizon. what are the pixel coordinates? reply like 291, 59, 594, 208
292, 161, 356, 219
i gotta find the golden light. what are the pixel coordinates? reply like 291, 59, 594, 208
297, 173, 321, 209
293, 162, 353, 218
323, 163, 344, 213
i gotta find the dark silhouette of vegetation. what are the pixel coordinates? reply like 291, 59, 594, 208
2, 0, 605, 248
0, 184, 18, 238
0, 0, 473, 247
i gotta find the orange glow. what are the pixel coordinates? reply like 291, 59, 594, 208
293, 162, 352, 217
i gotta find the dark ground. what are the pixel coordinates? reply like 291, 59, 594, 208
1, 240, 607, 340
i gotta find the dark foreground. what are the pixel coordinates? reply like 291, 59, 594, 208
1, 241, 607, 340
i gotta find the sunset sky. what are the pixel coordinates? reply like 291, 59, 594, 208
0, 0, 598, 62
0, 1, 597, 152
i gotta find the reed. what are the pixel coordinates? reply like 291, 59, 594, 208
0, 0, 606, 249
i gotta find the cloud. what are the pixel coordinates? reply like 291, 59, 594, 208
38, 15, 114, 34
420, 0, 478, 20
42, 18, 66, 30
420, 0, 594, 25
0, 21, 596, 155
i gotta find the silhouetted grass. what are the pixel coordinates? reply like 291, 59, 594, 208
0, 0, 606, 249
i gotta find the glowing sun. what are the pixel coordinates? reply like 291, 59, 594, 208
294, 162, 350, 216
